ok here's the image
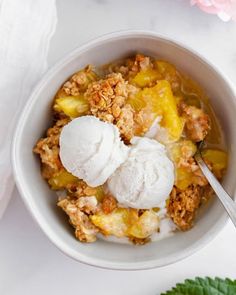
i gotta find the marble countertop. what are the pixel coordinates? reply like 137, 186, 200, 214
1, 0, 236, 294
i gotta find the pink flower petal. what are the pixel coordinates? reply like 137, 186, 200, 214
217, 10, 232, 20
198, 0, 213, 6
196, 2, 221, 13
190, 0, 197, 5
189, 0, 236, 21
212, 0, 231, 10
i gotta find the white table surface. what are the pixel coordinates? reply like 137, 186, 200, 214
1, 1, 236, 294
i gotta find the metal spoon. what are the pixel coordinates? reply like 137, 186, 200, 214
194, 141, 236, 228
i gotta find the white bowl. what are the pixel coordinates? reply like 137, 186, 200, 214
12, 31, 236, 270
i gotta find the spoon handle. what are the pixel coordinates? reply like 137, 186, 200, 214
195, 152, 236, 228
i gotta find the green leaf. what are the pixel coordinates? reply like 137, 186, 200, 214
161, 277, 236, 295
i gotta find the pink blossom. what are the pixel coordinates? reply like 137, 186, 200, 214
191, 0, 236, 21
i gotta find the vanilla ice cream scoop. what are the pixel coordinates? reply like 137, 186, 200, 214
59, 116, 129, 187
108, 137, 174, 209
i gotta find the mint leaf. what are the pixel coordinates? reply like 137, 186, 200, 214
161, 277, 236, 295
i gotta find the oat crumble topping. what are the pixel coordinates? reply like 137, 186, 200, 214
101, 195, 117, 214
62, 65, 96, 96
33, 118, 69, 177
181, 103, 210, 142
167, 185, 202, 231
85, 73, 135, 141
58, 197, 99, 242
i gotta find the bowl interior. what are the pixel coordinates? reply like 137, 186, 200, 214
13, 32, 236, 270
